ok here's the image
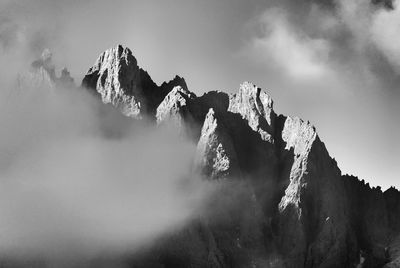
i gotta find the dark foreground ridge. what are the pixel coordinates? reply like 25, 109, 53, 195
28, 45, 400, 267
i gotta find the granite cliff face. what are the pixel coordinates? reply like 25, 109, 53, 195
81, 45, 400, 267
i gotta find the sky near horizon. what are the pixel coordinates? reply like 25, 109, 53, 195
0, 0, 399, 189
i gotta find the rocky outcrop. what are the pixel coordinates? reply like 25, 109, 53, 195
81, 45, 144, 117
275, 116, 352, 267
195, 108, 241, 180
228, 81, 275, 143
81, 45, 187, 118
156, 85, 196, 128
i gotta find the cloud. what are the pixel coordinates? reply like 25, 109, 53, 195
335, 0, 400, 74
249, 8, 331, 80
0, 51, 214, 264
0, 61, 261, 265
242, 0, 400, 89
371, 0, 400, 71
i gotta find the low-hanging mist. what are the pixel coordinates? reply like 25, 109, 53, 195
0, 79, 214, 261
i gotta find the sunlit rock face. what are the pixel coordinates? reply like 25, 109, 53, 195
82, 45, 187, 118
156, 86, 196, 129
195, 108, 241, 180
15, 45, 398, 267
228, 81, 276, 143
82, 45, 144, 117
274, 116, 353, 267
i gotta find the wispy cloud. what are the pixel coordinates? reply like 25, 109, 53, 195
371, 0, 400, 71
245, 0, 400, 85
0, 45, 214, 262
336, 0, 400, 73
249, 8, 331, 80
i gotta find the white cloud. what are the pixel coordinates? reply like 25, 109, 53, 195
337, 0, 400, 73
246, 0, 400, 83
0, 73, 213, 261
337, 0, 372, 51
250, 8, 331, 80
371, 0, 400, 71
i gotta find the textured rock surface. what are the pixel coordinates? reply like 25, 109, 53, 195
195, 108, 241, 180
82, 45, 144, 117
228, 81, 275, 143
156, 85, 196, 128
82, 45, 186, 118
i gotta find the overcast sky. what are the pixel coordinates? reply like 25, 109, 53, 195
0, 0, 399, 189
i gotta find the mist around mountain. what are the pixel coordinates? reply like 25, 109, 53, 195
0, 45, 399, 268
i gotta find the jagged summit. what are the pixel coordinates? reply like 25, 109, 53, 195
88, 45, 136, 75
156, 85, 195, 125
161, 75, 188, 91
82, 45, 143, 117
82, 45, 187, 118
228, 82, 276, 143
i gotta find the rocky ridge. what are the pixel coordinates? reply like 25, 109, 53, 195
30, 45, 400, 267
80, 45, 400, 268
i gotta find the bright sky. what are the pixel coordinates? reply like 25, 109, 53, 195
1, 0, 399, 189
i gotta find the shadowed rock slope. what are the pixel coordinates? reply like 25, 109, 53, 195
82, 45, 400, 268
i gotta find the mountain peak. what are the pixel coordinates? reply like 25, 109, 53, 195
92, 45, 137, 74
112, 44, 135, 63
228, 81, 275, 142
82, 46, 187, 118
